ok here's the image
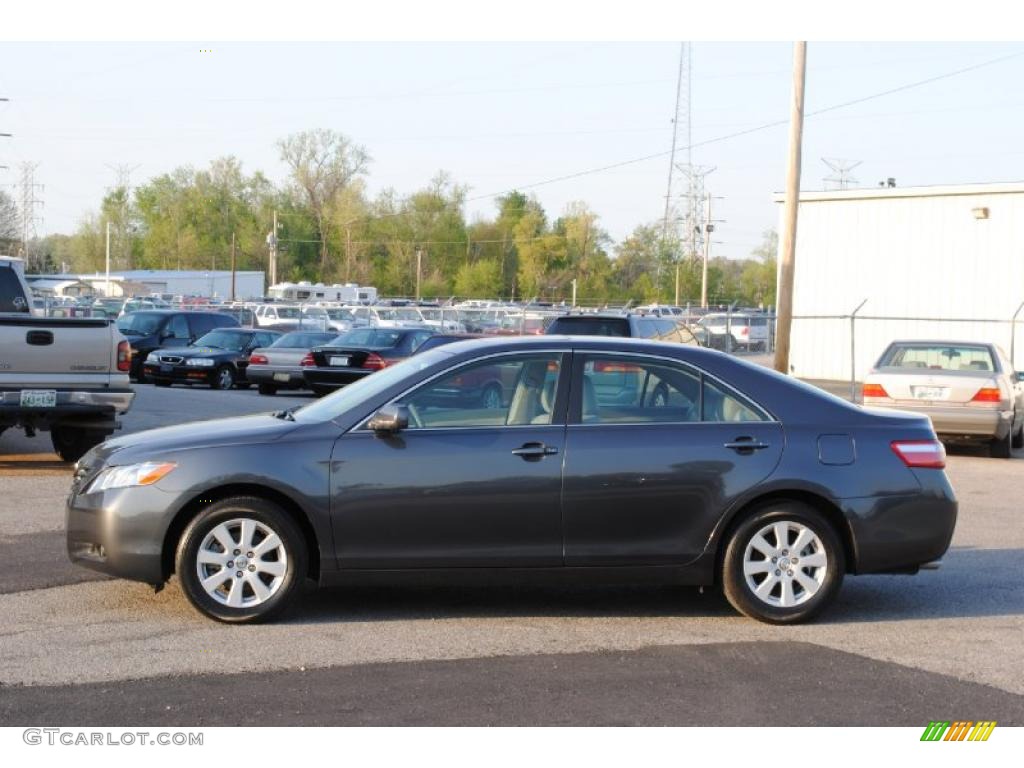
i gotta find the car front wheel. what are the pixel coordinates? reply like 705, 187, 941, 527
175, 496, 308, 623
721, 502, 844, 624
212, 365, 236, 390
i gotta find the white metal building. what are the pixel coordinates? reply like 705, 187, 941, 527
776, 182, 1024, 381
74, 270, 265, 299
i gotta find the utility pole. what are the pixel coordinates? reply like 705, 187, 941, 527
0, 97, 10, 173
774, 41, 808, 375
266, 210, 278, 289
571, 278, 578, 308
345, 224, 353, 282
701, 193, 713, 308
230, 231, 237, 301
105, 221, 111, 297
415, 248, 423, 301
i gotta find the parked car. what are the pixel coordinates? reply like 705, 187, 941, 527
247, 330, 340, 395
411, 333, 481, 355
67, 335, 957, 624
116, 310, 239, 381
861, 340, 1024, 458
546, 312, 701, 346
253, 304, 303, 328
1, 256, 135, 462
697, 313, 770, 351
142, 328, 282, 390
302, 327, 435, 396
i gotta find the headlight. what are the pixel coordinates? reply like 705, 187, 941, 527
186, 358, 215, 367
86, 461, 177, 493
146, 352, 159, 362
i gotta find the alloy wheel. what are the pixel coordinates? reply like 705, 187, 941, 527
195, 518, 288, 608
742, 519, 827, 608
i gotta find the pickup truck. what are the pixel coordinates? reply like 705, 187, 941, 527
1, 256, 135, 461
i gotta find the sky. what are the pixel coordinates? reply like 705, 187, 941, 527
2, 41, 1023, 260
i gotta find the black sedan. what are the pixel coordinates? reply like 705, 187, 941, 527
302, 327, 435, 396
142, 328, 282, 390
67, 336, 957, 624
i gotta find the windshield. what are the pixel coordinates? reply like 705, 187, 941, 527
301, 307, 327, 318
116, 312, 165, 335
327, 308, 355, 320
878, 344, 996, 372
294, 347, 454, 424
275, 306, 301, 319
194, 330, 250, 352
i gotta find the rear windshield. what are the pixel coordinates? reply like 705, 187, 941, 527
333, 329, 404, 348
878, 344, 996, 372
0, 266, 29, 313
547, 317, 630, 337
272, 331, 338, 348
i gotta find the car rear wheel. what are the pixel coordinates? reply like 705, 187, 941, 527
258, 383, 278, 396
721, 502, 845, 624
175, 496, 307, 623
1012, 417, 1023, 450
50, 425, 109, 463
212, 365, 236, 390
990, 428, 1013, 458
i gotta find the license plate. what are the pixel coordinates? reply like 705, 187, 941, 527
913, 386, 947, 400
20, 390, 57, 408
329, 356, 350, 367
273, 372, 291, 382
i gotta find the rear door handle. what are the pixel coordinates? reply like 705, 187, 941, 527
512, 442, 559, 459
724, 438, 771, 453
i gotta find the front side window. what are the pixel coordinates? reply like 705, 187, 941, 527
577, 355, 768, 424
398, 354, 563, 429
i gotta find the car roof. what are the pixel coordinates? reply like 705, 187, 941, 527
887, 339, 994, 347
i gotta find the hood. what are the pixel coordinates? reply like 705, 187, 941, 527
160, 345, 239, 359
90, 413, 300, 466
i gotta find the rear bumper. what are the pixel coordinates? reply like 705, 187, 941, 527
0, 388, 135, 428
865, 401, 1010, 439
303, 366, 374, 389
247, 365, 307, 388
843, 470, 958, 574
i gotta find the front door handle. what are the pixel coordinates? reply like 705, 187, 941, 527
724, 437, 771, 454
512, 442, 559, 459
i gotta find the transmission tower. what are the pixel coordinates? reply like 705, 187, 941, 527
661, 42, 691, 244
822, 158, 862, 190
17, 162, 44, 268
106, 163, 139, 270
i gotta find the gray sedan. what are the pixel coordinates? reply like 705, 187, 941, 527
66, 336, 957, 625
862, 340, 1024, 458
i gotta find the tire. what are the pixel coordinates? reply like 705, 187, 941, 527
51, 425, 109, 463
990, 429, 1012, 459
1012, 418, 1023, 450
480, 383, 503, 409
721, 502, 845, 624
258, 383, 278, 396
212, 365, 236, 390
175, 496, 308, 623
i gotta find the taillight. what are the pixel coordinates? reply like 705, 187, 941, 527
862, 383, 889, 399
891, 439, 946, 469
249, 353, 269, 365
362, 352, 388, 370
971, 387, 1002, 403
740, 326, 749, 336
116, 340, 131, 372
299, 353, 315, 367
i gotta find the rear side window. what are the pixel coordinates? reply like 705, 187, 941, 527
546, 317, 630, 337
166, 314, 190, 339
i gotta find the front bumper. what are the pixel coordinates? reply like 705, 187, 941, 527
143, 362, 217, 386
65, 482, 173, 584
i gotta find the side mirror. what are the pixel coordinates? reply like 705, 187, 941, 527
367, 404, 409, 434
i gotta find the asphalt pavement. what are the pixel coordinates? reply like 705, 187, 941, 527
1, 379, 1022, 725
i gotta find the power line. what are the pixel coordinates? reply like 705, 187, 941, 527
465, 49, 1024, 204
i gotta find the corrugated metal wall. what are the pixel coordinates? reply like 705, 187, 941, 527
778, 186, 1024, 381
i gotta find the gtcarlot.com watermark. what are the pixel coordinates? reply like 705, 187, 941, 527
23, 729, 203, 747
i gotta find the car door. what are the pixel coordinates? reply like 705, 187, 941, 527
561, 351, 783, 566
330, 351, 570, 569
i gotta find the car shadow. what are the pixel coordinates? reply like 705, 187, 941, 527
279, 546, 1023, 626
0, 451, 71, 474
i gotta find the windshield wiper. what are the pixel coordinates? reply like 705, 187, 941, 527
119, 327, 143, 335
272, 408, 296, 421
